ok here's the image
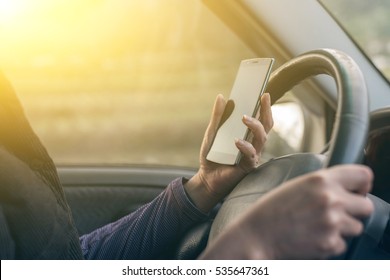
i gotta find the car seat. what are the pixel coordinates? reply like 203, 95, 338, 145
0, 72, 83, 259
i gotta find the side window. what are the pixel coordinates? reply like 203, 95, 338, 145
0, 0, 320, 167
0, 0, 253, 167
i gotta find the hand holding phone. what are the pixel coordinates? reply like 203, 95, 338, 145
206, 58, 274, 165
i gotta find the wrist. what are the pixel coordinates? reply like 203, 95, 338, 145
184, 172, 219, 213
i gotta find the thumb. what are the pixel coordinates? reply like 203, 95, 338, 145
201, 94, 226, 157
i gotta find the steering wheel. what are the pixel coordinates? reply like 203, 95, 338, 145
208, 49, 370, 256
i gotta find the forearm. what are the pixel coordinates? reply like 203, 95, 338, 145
80, 178, 207, 259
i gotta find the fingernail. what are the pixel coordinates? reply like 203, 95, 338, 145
235, 138, 244, 145
263, 92, 271, 103
243, 115, 252, 122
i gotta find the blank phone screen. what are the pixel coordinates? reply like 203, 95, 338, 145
206, 58, 274, 165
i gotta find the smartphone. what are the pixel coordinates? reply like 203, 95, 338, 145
206, 58, 274, 165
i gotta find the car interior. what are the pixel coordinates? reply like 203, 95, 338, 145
0, 0, 390, 259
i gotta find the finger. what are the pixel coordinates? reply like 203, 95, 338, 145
259, 93, 274, 133
327, 165, 373, 195
202, 94, 227, 153
235, 139, 258, 167
338, 213, 365, 237
242, 115, 267, 153
207, 94, 227, 135
323, 234, 347, 257
342, 194, 374, 218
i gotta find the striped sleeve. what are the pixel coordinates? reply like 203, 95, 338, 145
80, 177, 208, 259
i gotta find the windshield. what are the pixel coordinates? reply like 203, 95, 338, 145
320, 0, 390, 81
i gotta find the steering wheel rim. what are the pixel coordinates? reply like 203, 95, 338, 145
208, 49, 370, 246
267, 48, 369, 166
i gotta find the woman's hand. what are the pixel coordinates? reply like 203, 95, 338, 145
184, 93, 273, 213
